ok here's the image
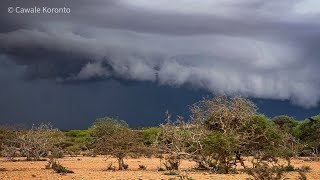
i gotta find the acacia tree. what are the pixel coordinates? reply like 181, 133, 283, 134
158, 96, 295, 174
0, 127, 17, 158
192, 96, 258, 172
158, 96, 257, 172
1, 123, 64, 161
157, 113, 205, 170
271, 115, 300, 154
91, 117, 146, 170
294, 115, 320, 155
272, 115, 298, 134
190, 96, 257, 132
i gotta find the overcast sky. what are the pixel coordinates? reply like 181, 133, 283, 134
0, 0, 320, 128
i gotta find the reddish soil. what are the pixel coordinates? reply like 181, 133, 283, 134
1, 156, 320, 179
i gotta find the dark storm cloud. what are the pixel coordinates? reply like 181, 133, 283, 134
1, 0, 320, 107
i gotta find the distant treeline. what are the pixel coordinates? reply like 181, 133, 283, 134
0, 96, 319, 178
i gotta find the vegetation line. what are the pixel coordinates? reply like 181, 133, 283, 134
1, 96, 319, 179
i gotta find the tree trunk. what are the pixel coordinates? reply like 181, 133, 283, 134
222, 159, 229, 174
286, 157, 291, 166
235, 151, 246, 168
118, 157, 124, 170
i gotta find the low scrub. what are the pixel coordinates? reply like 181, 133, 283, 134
164, 171, 180, 176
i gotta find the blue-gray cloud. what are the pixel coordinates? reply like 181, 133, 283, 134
0, 0, 320, 107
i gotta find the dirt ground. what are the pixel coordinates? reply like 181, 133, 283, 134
1, 156, 320, 180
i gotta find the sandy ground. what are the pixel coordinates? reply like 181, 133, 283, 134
1, 156, 320, 180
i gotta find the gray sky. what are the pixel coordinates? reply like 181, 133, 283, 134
0, 0, 319, 128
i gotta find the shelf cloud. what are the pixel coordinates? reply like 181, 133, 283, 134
1, 0, 320, 107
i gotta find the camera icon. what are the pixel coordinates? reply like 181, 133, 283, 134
8, 7, 14, 13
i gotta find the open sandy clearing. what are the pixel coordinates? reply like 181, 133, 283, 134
1, 156, 320, 180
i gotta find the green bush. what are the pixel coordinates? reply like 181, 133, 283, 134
284, 165, 295, 172
64, 130, 89, 150
272, 115, 298, 134
202, 132, 238, 173
241, 115, 282, 151
164, 171, 179, 175
139, 127, 160, 146
65, 130, 89, 138
294, 114, 320, 155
